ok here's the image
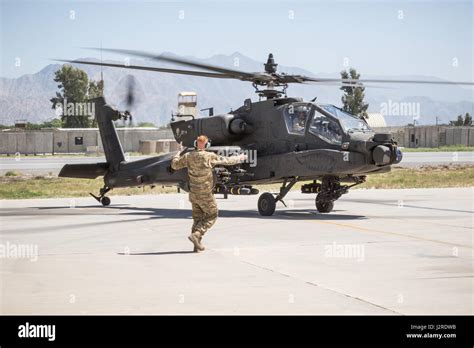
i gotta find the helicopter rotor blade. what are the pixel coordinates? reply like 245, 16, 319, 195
54, 59, 237, 80
85, 47, 257, 81
57, 53, 474, 89
350, 77, 474, 86
288, 75, 474, 86
302, 81, 394, 89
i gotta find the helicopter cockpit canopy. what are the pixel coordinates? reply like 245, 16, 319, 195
284, 102, 373, 145
319, 104, 372, 133
309, 108, 343, 145
284, 103, 342, 144
284, 102, 343, 144
284, 103, 311, 135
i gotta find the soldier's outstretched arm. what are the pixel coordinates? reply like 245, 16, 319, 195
209, 152, 246, 167
171, 152, 188, 170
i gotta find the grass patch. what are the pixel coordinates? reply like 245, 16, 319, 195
0, 165, 472, 200
0, 175, 178, 200
1, 188, 44, 199
4, 170, 21, 177
401, 145, 474, 152
359, 165, 474, 189
255, 165, 474, 192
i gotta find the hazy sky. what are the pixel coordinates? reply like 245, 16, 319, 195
1, 0, 472, 81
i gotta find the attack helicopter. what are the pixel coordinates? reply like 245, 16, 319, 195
58, 49, 474, 215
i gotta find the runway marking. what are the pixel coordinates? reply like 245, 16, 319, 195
344, 199, 474, 214
379, 217, 472, 231
419, 275, 473, 280
238, 259, 402, 314
310, 220, 472, 249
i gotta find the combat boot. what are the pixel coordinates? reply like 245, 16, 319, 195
189, 232, 205, 252
192, 234, 204, 252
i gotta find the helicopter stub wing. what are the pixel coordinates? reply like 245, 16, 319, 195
59, 162, 109, 179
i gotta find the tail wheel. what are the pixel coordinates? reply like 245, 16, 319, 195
316, 197, 333, 213
101, 196, 111, 206
258, 192, 276, 216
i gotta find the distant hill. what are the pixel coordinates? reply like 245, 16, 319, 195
0, 52, 472, 126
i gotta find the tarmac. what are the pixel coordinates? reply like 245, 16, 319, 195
0, 188, 472, 314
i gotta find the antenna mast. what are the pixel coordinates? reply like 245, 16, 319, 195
100, 41, 104, 96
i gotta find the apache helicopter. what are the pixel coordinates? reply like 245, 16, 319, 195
58, 49, 474, 215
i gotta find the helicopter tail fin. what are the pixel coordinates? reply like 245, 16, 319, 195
94, 97, 126, 170
58, 98, 125, 179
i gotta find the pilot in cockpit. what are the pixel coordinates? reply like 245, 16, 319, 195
292, 106, 308, 133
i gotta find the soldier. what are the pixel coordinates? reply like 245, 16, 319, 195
171, 135, 247, 252
292, 106, 308, 133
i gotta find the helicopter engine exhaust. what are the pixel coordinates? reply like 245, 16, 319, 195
229, 118, 248, 134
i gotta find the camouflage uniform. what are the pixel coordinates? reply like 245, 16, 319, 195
171, 149, 242, 248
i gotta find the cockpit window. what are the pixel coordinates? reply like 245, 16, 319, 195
319, 104, 371, 132
309, 109, 342, 145
284, 104, 310, 135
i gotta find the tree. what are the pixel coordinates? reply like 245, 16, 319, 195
87, 80, 104, 127
50, 65, 104, 128
88, 80, 104, 99
463, 112, 472, 126
340, 68, 369, 118
449, 113, 471, 126
50, 65, 89, 128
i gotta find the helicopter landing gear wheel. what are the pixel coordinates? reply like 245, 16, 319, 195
100, 196, 111, 206
89, 185, 112, 207
315, 195, 334, 213
258, 192, 276, 216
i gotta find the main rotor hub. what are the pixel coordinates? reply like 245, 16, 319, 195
264, 53, 278, 74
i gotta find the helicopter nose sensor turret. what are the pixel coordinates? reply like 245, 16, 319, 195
372, 145, 392, 165
372, 144, 403, 165
369, 133, 403, 166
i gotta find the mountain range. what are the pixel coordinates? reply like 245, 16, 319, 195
0, 52, 472, 126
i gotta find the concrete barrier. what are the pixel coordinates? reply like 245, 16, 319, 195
139, 140, 157, 154
373, 126, 473, 148
0, 131, 53, 155
0, 133, 16, 154
155, 139, 180, 153
155, 139, 170, 153
169, 140, 180, 152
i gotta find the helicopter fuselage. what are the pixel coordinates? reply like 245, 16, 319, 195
103, 96, 401, 192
